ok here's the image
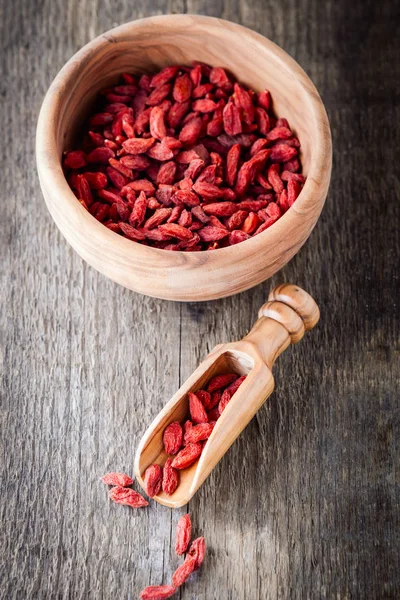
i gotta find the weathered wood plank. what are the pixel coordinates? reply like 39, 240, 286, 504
1, 0, 399, 598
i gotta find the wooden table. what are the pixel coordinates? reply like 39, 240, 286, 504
1, 1, 399, 598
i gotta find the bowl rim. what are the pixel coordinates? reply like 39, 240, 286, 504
36, 13, 332, 263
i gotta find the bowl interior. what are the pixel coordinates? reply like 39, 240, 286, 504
57, 19, 315, 176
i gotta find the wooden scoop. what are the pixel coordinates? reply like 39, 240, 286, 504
134, 284, 320, 508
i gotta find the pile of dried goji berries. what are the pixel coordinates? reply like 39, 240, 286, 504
63, 63, 305, 250
143, 373, 246, 497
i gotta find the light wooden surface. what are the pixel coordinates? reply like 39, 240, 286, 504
1, 1, 399, 599
36, 15, 331, 301
135, 285, 319, 507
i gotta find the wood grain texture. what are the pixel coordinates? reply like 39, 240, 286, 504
1, 0, 399, 599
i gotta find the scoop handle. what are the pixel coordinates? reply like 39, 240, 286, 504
191, 284, 319, 498
242, 284, 319, 367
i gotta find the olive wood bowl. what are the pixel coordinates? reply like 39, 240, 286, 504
36, 14, 332, 301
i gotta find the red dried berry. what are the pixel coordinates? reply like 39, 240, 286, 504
150, 106, 167, 140
242, 212, 261, 235
109, 486, 148, 507
270, 144, 297, 163
157, 161, 177, 185
225, 143, 241, 187
143, 464, 163, 498
163, 421, 183, 455
158, 223, 193, 240
162, 458, 179, 495
173, 73, 193, 103
207, 373, 238, 392
146, 83, 172, 106
189, 392, 209, 424
223, 102, 242, 136
258, 89, 271, 111
218, 388, 232, 414
179, 117, 203, 146
172, 555, 197, 587
144, 208, 173, 229
198, 226, 229, 242
175, 513, 192, 556
195, 389, 211, 407
101, 472, 133, 487
171, 443, 203, 470
203, 202, 238, 217
87, 147, 115, 164
184, 422, 214, 445
122, 137, 155, 154
233, 83, 254, 125
64, 150, 87, 169
119, 222, 146, 241
229, 230, 251, 245
150, 66, 179, 88
210, 67, 232, 90
140, 585, 177, 600
188, 536, 206, 570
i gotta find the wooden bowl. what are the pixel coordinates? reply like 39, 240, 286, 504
36, 14, 332, 301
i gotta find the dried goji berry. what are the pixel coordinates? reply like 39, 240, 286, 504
109, 486, 148, 507
171, 443, 203, 470
150, 106, 167, 140
233, 83, 254, 125
122, 137, 155, 154
146, 83, 172, 106
162, 458, 179, 495
76, 175, 93, 206
270, 144, 297, 163
179, 117, 203, 146
144, 208, 173, 229
210, 67, 232, 90
140, 585, 177, 600
172, 190, 200, 207
257, 89, 271, 111
172, 555, 197, 587
63, 150, 87, 169
207, 373, 237, 392
229, 230, 251, 245
158, 223, 193, 240
287, 178, 302, 206
192, 180, 225, 199
223, 102, 242, 136
143, 464, 163, 498
175, 513, 192, 555
157, 161, 177, 185
188, 392, 209, 424
119, 222, 146, 241
150, 66, 180, 89
163, 421, 183, 454
188, 537, 206, 570
87, 147, 115, 164
198, 226, 229, 242
184, 422, 214, 445
225, 143, 241, 187
192, 83, 214, 99
173, 73, 192, 103
101, 472, 133, 487
147, 143, 175, 161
